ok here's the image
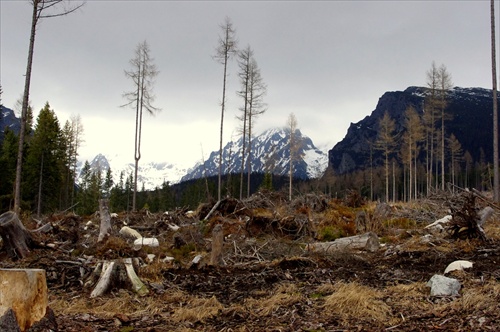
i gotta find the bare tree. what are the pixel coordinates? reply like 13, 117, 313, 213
448, 133, 463, 190
287, 113, 298, 201
214, 17, 237, 202
375, 111, 396, 202
491, 0, 499, 202
437, 64, 453, 190
236, 45, 253, 200
122, 40, 160, 211
246, 57, 267, 197
13, 0, 85, 213
402, 105, 424, 200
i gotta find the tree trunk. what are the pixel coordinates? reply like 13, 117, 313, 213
98, 199, 112, 242
307, 232, 380, 253
210, 224, 224, 266
0, 268, 48, 331
0, 211, 35, 259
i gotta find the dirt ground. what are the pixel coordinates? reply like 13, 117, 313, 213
1, 192, 500, 331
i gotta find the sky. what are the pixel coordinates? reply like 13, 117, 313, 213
1, 0, 498, 169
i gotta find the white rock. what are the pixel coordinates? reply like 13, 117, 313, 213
444, 260, 473, 274
110, 213, 118, 218
426, 274, 461, 296
162, 256, 174, 262
146, 254, 156, 263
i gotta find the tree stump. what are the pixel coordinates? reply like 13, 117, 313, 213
210, 224, 224, 266
0, 211, 35, 259
0, 268, 48, 331
86, 258, 148, 298
98, 199, 112, 242
307, 232, 380, 253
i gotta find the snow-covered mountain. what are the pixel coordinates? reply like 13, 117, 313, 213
181, 127, 328, 182
77, 153, 190, 190
77, 127, 328, 189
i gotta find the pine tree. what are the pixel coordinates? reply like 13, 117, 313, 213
24, 102, 65, 215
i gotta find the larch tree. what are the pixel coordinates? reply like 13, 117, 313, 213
287, 113, 299, 201
424, 62, 440, 193
122, 40, 160, 211
402, 105, 424, 200
14, 0, 85, 214
375, 111, 396, 202
236, 45, 253, 200
214, 17, 237, 202
448, 133, 463, 190
437, 64, 453, 190
491, 0, 499, 202
246, 57, 267, 197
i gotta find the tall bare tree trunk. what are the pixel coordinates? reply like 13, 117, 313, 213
491, 0, 499, 202
14, 2, 39, 214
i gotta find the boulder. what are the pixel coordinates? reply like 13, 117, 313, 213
426, 274, 461, 296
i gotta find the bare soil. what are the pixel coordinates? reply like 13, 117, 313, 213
1, 193, 500, 331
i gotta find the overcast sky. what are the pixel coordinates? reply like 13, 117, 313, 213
1, 1, 498, 168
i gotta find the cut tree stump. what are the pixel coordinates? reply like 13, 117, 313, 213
0, 268, 48, 331
87, 258, 148, 298
0, 211, 36, 259
210, 224, 224, 266
98, 199, 112, 242
307, 232, 380, 253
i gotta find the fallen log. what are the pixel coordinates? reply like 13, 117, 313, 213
306, 232, 380, 253
0, 268, 48, 331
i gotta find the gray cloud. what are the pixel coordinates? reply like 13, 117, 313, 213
1, 1, 496, 166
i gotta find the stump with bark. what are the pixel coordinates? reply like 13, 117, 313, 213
0, 211, 36, 259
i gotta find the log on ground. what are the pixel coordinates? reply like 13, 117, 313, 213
307, 232, 380, 253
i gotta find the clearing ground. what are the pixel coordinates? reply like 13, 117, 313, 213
1, 190, 499, 331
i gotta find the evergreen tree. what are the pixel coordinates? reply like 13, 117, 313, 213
0, 128, 18, 211
24, 102, 65, 214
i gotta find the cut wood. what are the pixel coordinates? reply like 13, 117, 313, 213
123, 258, 149, 296
0, 211, 35, 259
307, 232, 380, 253
210, 224, 224, 266
98, 199, 112, 242
0, 268, 48, 331
88, 258, 148, 298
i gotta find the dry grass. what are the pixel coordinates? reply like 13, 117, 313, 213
322, 282, 392, 324
171, 295, 224, 322
244, 283, 303, 316
50, 291, 167, 318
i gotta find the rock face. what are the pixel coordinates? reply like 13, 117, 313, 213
328, 86, 498, 175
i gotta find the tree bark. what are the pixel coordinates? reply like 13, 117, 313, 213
98, 199, 112, 242
307, 232, 380, 253
0, 211, 35, 259
210, 224, 224, 266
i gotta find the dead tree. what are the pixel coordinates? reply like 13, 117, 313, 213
0, 211, 36, 259
98, 199, 112, 242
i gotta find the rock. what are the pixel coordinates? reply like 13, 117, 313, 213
426, 274, 461, 296
444, 260, 473, 274
119, 226, 142, 240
